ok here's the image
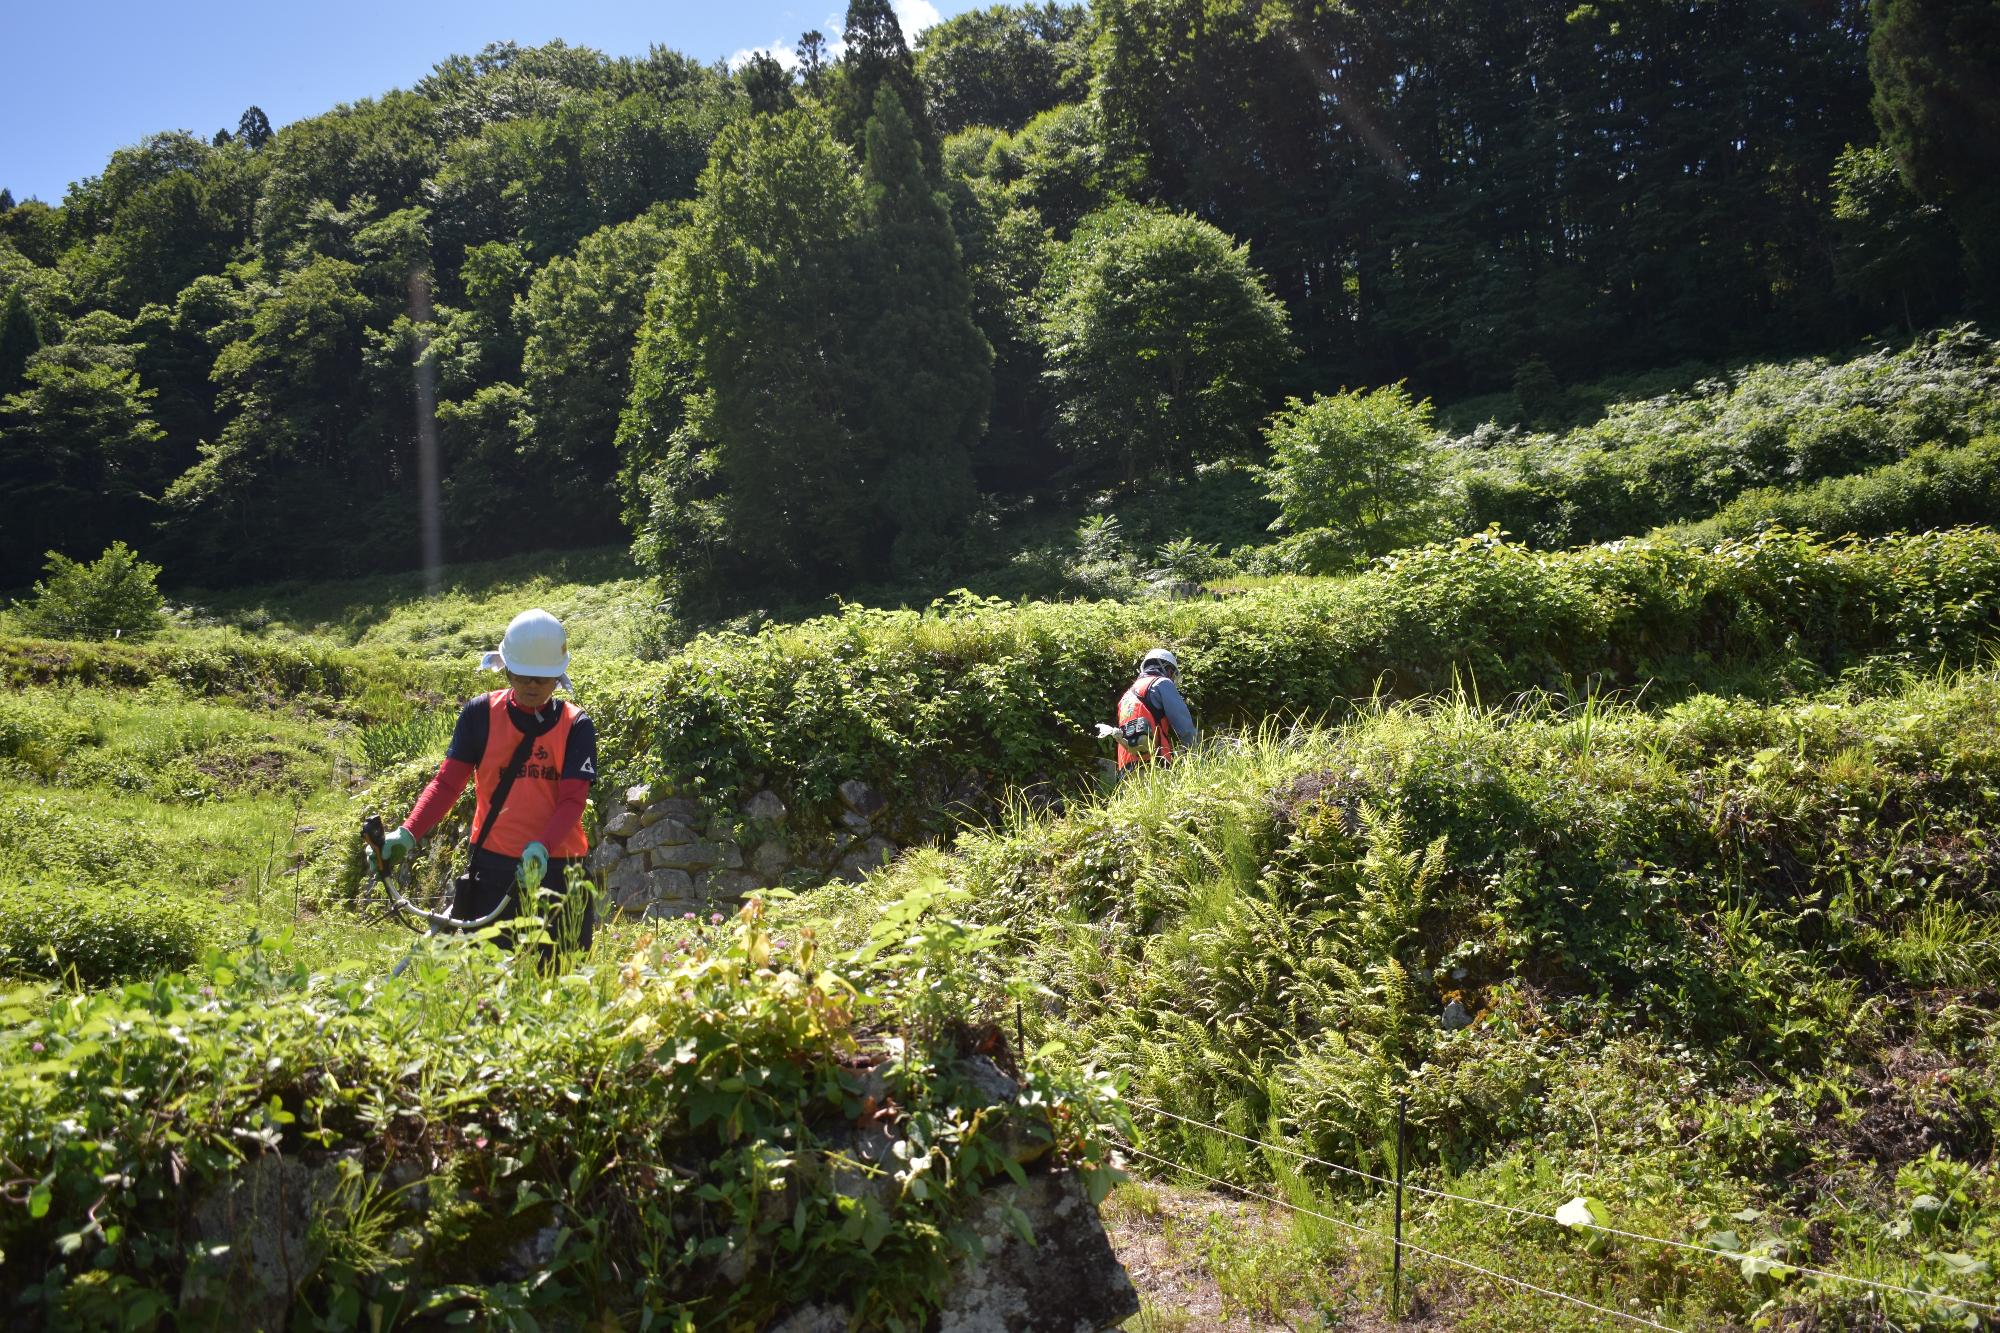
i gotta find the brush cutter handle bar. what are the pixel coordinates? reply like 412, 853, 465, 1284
382, 876, 515, 933
359, 812, 420, 931
359, 814, 518, 932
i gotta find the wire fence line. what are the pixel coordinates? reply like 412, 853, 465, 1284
1392, 1233, 1681, 1333
1113, 1137, 1681, 1331
1121, 1097, 2000, 1320
1114, 1141, 1379, 1243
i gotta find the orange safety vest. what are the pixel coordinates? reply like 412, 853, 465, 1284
1116, 674, 1177, 770
471, 690, 589, 859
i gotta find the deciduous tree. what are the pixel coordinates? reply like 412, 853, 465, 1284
1262, 384, 1440, 570
1037, 203, 1290, 483
624, 110, 869, 601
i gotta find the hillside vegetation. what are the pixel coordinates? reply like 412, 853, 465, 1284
5, 0, 2000, 1325
0, 907, 1122, 1328
4, 0, 1986, 612
783, 669, 2000, 1327
587, 526, 2000, 844
1438, 327, 2000, 550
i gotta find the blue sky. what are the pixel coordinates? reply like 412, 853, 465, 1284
0, 0, 976, 206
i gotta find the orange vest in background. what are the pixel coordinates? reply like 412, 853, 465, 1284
1116, 674, 1176, 770
471, 690, 589, 859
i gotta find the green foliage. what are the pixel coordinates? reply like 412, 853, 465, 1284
0, 331, 167, 575
591, 526, 2000, 847
13, 543, 166, 641
917, 4, 1093, 136
358, 707, 456, 772
179, 545, 667, 663
626, 108, 869, 603
1038, 203, 1292, 483
1096, 0, 1873, 389
1065, 514, 1142, 599
1146, 537, 1227, 589
1669, 435, 2000, 544
1444, 327, 2000, 546
3, 690, 329, 806
160, 257, 382, 578
833, 0, 933, 155
857, 85, 992, 573
1869, 0, 2000, 306
625, 94, 992, 604
516, 205, 680, 529
3, 2, 1985, 602
1830, 143, 1960, 330
0, 880, 211, 985
0, 630, 453, 707
791, 665, 2000, 1325
0, 907, 1122, 1326
0, 287, 40, 393
1261, 386, 1442, 572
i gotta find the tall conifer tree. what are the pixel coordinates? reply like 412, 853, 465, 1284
0, 289, 42, 394
855, 85, 991, 570
1870, 0, 2000, 306
834, 0, 935, 158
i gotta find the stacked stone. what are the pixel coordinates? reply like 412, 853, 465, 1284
590, 779, 903, 919
831, 779, 899, 882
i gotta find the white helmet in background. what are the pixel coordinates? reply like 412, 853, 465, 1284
480, 608, 572, 689
1139, 647, 1180, 678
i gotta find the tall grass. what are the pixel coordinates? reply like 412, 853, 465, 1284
783, 667, 2000, 1328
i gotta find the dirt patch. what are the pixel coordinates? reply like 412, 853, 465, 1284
1102, 1178, 1466, 1332
1806, 1011, 1994, 1182
192, 744, 317, 796
1268, 767, 1366, 832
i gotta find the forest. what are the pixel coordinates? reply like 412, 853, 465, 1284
4, 0, 1994, 605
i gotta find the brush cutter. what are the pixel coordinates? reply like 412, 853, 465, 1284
360, 812, 523, 934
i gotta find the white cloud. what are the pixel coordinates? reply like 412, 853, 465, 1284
727, 41, 803, 72
895, 0, 943, 35
729, 3, 936, 73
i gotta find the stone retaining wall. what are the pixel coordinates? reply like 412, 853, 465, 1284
590, 779, 903, 919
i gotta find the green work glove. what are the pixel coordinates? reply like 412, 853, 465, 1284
373, 827, 416, 873
517, 841, 548, 890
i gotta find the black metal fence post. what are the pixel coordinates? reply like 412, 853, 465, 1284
1392, 1093, 1408, 1319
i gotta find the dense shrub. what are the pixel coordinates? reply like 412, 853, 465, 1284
1668, 435, 2000, 544
0, 911, 1121, 1326
592, 527, 2000, 839
1261, 384, 1442, 570
12, 543, 166, 640
0, 880, 211, 984
1442, 326, 2000, 545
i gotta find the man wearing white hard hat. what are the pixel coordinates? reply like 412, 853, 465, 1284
1109, 647, 1197, 773
369, 608, 598, 960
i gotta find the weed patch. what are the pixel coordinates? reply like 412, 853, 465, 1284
0, 903, 1124, 1328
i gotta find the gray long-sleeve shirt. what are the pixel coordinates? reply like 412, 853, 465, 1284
1140, 673, 1198, 745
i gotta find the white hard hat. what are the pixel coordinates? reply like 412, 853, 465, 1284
479, 608, 571, 688
1140, 647, 1179, 675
